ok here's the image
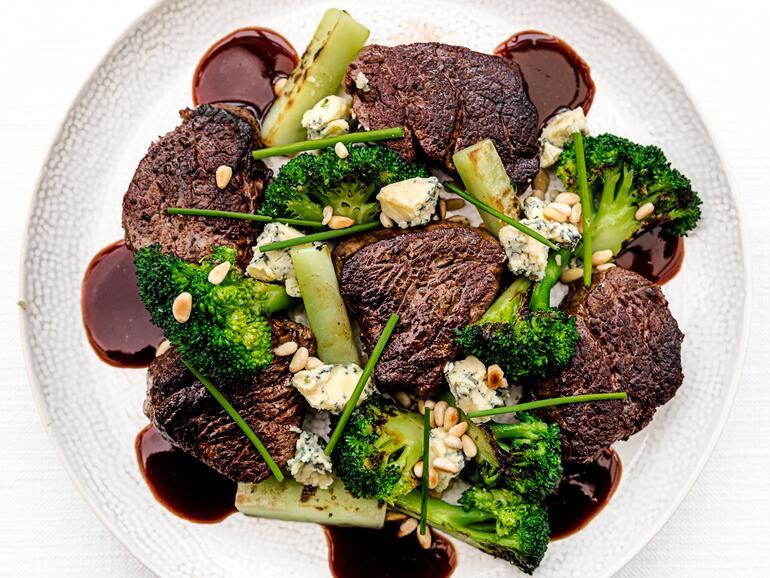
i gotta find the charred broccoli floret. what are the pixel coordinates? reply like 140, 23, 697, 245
557, 133, 702, 254
260, 145, 430, 224
134, 245, 293, 384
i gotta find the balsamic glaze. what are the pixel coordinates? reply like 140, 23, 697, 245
616, 225, 685, 285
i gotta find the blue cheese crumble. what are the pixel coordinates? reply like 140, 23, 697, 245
291, 363, 375, 413
287, 431, 334, 489
539, 107, 589, 168
429, 428, 467, 493
444, 356, 504, 423
301, 95, 352, 140
522, 197, 581, 250
246, 223, 303, 297
376, 176, 440, 228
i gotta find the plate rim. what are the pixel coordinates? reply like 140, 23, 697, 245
18, 0, 752, 576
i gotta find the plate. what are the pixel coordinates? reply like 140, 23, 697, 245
20, 0, 750, 576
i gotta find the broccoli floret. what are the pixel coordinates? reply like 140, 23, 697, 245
557, 133, 702, 254
394, 487, 550, 575
134, 244, 294, 384
332, 396, 425, 502
260, 145, 430, 224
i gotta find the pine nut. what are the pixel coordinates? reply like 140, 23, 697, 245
155, 339, 171, 357
207, 261, 231, 285
635, 202, 655, 220
533, 170, 549, 193
487, 364, 505, 390
531, 188, 545, 200
413, 461, 424, 478
416, 526, 432, 549
215, 165, 233, 189
386, 511, 407, 522
443, 407, 459, 431
274, 341, 298, 356
432, 457, 460, 474
438, 198, 447, 220
444, 435, 463, 450
560, 267, 584, 283
433, 401, 448, 427
305, 356, 323, 370
543, 204, 568, 222
591, 249, 613, 266
418, 399, 425, 414
499, 377, 510, 389
549, 202, 572, 216
448, 421, 468, 437
569, 202, 582, 224
445, 198, 465, 211
172, 292, 192, 323
380, 211, 394, 228
334, 141, 349, 159
596, 263, 617, 272
462, 434, 478, 458
322, 205, 333, 226
395, 391, 412, 408
397, 518, 418, 538
289, 347, 309, 373
328, 215, 355, 229
555, 192, 580, 206
428, 468, 439, 489
273, 77, 287, 97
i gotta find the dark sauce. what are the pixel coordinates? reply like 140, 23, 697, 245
325, 523, 457, 578
616, 225, 685, 285
494, 30, 595, 127
82, 241, 164, 367
135, 425, 237, 523
547, 449, 622, 540
192, 27, 298, 119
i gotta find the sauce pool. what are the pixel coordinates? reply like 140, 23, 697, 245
616, 225, 685, 285
82, 241, 164, 367
135, 425, 237, 523
494, 30, 595, 127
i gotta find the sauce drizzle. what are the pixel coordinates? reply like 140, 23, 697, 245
616, 225, 685, 285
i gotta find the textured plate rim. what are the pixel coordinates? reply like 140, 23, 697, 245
17, 1, 751, 576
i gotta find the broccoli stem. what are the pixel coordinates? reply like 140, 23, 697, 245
467, 392, 628, 419
573, 132, 592, 286
261, 283, 298, 314
481, 277, 532, 324
259, 221, 380, 252
530, 249, 571, 311
166, 207, 324, 228
590, 167, 644, 255
252, 127, 405, 160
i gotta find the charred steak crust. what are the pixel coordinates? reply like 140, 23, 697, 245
122, 104, 269, 267
345, 43, 540, 183
336, 223, 506, 398
144, 319, 315, 482
535, 267, 684, 463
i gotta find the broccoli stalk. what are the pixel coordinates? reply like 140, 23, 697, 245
134, 245, 294, 385
557, 133, 702, 255
260, 145, 430, 224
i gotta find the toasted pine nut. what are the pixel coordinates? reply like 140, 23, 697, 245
443, 407, 459, 431
591, 249, 613, 266
446, 215, 471, 226
172, 292, 192, 323
487, 364, 505, 390
462, 434, 478, 458
416, 526, 432, 549
334, 142, 349, 159
322, 205, 333, 226
207, 261, 231, 285
635, 202, 655, 220
560, 267, 584, 283
305, 356, 323, 370
444, 435, 463, 449
386, 511, 407, 522
395, 391, 412, 408
445, 198, 465, 211
433, 401, 448, 427
531, 188, 545, 200
569, 202, 582, 224
289, 347, 309, 373
273, 77, 287, 97
543, 204, 568, 222
596, 263, 617, 272
328, 215, 355, 229
533, 170, 549, 193
555, 192, 581, 206
549, 202, 572, 216
155, 339, 171, 357
438, 198, 447, 220
215, 165, 233, 189
274, 340, 298, 356
397, 518, 418, 538
428, 468, 439, 489
413, 461, 424, 478
380, 211, 394, 228
433, 457, 460, 474
418, 399, 425, 414
448, 421, 468, 437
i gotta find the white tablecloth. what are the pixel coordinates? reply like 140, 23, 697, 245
1, 0, 768, 575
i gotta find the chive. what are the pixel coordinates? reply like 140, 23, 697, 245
259, 221, 380, 252
443, 182, 558, 250
573, 132, 592, 286
419, 406, 431, 535
252, 127, 405, 160
182, 360, 284, 482
467, 392, 628, 419
325, 313, 400, 456
167, 207, 324, 228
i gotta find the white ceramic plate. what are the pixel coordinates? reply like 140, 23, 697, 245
21, 0, 749, 576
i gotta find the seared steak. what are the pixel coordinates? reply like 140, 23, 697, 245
335, 223, 506, 398
535, 267, 684, 463
144, 319, 314, 482
345, 43, 540, 183
123, 104, 268, 267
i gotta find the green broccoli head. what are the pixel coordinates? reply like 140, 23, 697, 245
260, 145, 430, 224
557, 133, 702, 254
134, 245, 294, 384
332, 396, 425, 503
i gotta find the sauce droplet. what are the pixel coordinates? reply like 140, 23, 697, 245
494, 30, 595, 127
616, 225, 685, 285
325, 523, 457, 578
135, 425, 237, 523
546, 449, 622, 540
82, 241, 164, 367
193, 27, 298, 119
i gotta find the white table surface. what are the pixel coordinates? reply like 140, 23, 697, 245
1, 1, 768, 576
